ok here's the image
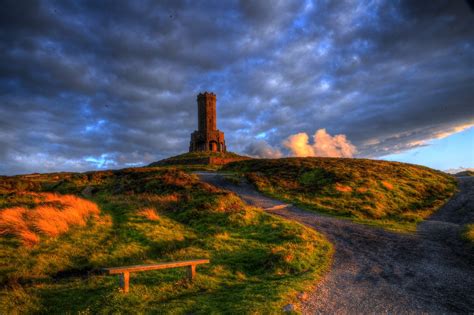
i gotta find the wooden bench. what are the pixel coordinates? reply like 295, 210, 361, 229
103, 259, 210, 293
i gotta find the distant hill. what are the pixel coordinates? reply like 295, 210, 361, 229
148, 151, 251, 166
445, 167, 474, 175
455, 170, 474, 177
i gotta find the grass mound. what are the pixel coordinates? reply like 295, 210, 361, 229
148, 151, 251, 167
153, 151, 247, 161
223, 157, 457, 232
0, 167, 331, 314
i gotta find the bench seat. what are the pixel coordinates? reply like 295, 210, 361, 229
103, 259, 210, 293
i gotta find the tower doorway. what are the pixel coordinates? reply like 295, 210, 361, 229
209, 141, 218, 152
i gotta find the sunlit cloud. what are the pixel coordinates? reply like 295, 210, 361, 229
406, 122, 474, 148
283, 129, 357, 158
431, 122, 474, 141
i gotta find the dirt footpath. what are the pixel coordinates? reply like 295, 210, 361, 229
198, 172, 474, 314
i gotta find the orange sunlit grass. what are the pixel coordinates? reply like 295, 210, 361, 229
138, 207, 160, 221
0, 193, 99, 246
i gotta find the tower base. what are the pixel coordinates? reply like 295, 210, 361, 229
189, 130, 226, 153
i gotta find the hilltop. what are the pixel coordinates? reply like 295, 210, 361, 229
148, 151, 251, 167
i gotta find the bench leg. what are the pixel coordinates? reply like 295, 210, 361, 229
119, 271, 130, 293
187, 265, 196, 280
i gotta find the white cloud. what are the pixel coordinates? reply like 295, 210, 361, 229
444, 167, 474, 174
244, 140, 283, 158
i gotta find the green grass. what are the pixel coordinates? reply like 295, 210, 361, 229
223, 157, 457, 232
0, 167, 332, 314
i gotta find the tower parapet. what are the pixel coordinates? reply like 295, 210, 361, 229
189, 92, 226, 152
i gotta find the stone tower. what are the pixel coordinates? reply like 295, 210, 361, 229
189, 92, 226, 152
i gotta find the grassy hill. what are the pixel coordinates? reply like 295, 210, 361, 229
0, 155, 460, 312
223, 157, 457, 232
0, 167, 331, 314
455, 170, 474, 177
148, 151, 251, 168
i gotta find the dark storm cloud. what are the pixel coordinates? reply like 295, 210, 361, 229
0, 0, 473, 175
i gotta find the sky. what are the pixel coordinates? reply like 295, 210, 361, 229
0, 0, 473, 175
382, 126, 474, 172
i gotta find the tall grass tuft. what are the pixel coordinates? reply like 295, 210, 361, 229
0, 193, 99, 246
138, 207, 160, 221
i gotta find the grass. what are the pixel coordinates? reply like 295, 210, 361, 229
0, 167, 332, 314
223, 157, 457, 232
0, 193, 99, 246
463, 224, 474, 246
148, 151, 251, 167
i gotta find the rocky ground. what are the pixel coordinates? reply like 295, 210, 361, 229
198, 172, 474, 314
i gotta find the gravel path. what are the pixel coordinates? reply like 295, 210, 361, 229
197, 172, 474, 314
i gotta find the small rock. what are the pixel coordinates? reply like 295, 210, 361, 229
283, 304, 295, 313
297, 291, 308, 301
81, 186, 95, 197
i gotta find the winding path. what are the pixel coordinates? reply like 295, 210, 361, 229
198, 172, 474, 314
